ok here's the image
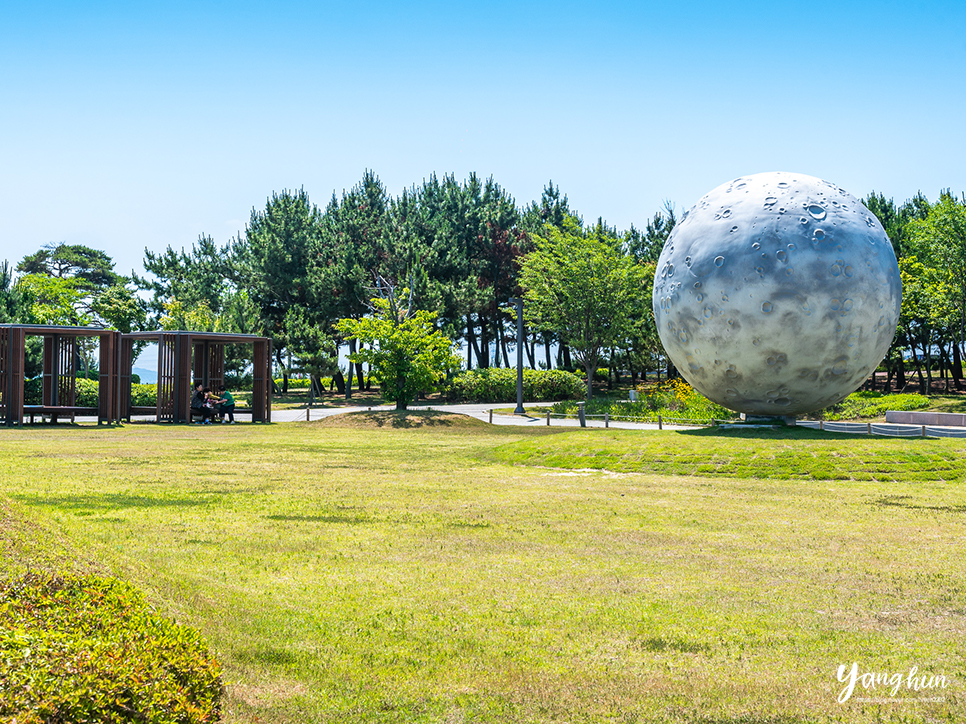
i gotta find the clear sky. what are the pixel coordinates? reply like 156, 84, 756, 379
2, 0, 964, 279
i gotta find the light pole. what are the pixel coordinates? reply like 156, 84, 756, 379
509, 296, 525, 414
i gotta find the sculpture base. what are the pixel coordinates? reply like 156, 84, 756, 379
739, 414, 797, 426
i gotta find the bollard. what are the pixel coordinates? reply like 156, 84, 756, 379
577, 402, 586, 428
819, 420, 824, 431
306, 407, 310, 422
605, 412, 609, 428
546, 410, 551, 426
922, 425, 926, 438
658, 415, 662, 430
489, 409, 493, 424
867, 422, 872, 435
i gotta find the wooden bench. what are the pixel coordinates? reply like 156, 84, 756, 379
125, 406, 257, 421
23, 405, 98, 423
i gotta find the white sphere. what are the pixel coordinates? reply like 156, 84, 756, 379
652, 172, 901, 416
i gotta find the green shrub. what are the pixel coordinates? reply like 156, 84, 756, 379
817, 391, 930, 420
551, 378, 736, 423
0, 572, 223, 723
574, 367, 609, 382
131, 383, 158, 406
447, 368, 585, 403
24, 378, 41, 406
75, 377, 98, 407
274, 377, 312, 389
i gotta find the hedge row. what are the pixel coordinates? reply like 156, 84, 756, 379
0, 572, 223, 723
24, 379, 158, 407
446, 368, 585, 403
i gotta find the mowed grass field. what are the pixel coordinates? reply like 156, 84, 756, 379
1, 417, 964, 723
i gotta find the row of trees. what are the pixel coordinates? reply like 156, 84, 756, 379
3, 172, 965, 398
869, 190, 966, 391
134, 171, 676, 397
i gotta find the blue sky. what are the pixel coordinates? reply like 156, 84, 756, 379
2, 0, 964, 279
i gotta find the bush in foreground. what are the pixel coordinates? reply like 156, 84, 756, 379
0, 572, 223, 724
446, 368, 585, 403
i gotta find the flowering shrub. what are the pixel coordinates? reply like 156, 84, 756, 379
551, 379, 736, 423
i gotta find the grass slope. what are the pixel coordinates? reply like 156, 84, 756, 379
0, 423, 963, 723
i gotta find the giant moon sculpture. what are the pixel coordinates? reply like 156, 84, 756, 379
652, 171, 901, 416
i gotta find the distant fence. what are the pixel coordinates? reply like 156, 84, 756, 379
486, 407, 713, 429
796, 420, 966, 439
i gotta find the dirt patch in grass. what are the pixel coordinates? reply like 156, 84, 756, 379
311, 409, 488, 429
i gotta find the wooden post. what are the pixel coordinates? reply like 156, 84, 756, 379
605, 412, 609, 428
488, 409, 493, 424
658, 415, 663, 430
867, 421, 872, 435
578, 402, 586, 428
546, 410, 550, 426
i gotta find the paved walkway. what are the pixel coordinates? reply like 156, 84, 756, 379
272, 401, 697, 431
24, 403, 966, 438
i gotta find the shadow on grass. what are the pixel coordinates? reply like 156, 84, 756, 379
874, 494, 966, 514
694, 717, 813, 724
637, 636, 709, 654
12, 493, 221, 513
672, 425, 872, 440
314, 410, 488, 430
265, 513, 370, 524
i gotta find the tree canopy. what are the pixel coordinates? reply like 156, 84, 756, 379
519, 217, 647, 399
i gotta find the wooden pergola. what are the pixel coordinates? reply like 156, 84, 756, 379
121, 330, 272, 423
0, 324, 122, 426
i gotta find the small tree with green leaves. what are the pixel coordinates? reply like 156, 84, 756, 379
336, 280, 460, 410
520, 217, 646, 399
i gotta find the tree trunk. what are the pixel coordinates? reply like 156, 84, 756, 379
896, 357, 906, 391
499, 319, 511, 368
939, 343, 950, 392
479, 315, 490, 368
954, 342, 964, 390
562, 344, 572, 369
332, 369, 346, 395
345, 339, 355, 398
667, 360, 677, 380
275, 349, 288, 393
526, 330, 535, 369
911, 344, 926, 392
543, 333, 553, 370
465, 316, 476, 370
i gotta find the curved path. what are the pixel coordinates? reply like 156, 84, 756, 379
271, 401, 693, 431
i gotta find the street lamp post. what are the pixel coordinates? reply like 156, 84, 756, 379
509, 296, 525, 414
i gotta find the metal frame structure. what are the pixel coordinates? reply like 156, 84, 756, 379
121, 330, 272, 423
0, 324, 121, 426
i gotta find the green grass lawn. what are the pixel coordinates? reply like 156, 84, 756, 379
1, 419, 964, 723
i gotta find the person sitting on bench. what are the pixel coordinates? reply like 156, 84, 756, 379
191, 382, 215, 424
212, 384, 236, 423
